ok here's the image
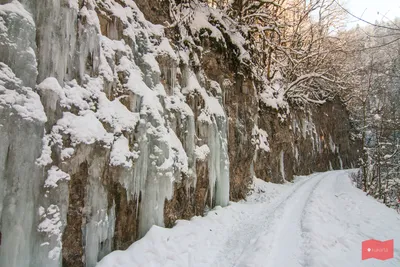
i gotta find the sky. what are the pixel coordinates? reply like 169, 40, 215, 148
345, 0, 400, 28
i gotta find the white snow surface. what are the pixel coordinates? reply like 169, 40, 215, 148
96, 95, 140, 133
44, 166, 71, 188
252, 126, 270, 153
195, 144, 210, 161
54, 111, 114, 146
38, 204, 63, 261
260, 87, 288, 111
97, 170, 400, 267
110, 135, 139, 168
184, 2, 250, 62
0, 63, 46, 123
0, 1, 35, 25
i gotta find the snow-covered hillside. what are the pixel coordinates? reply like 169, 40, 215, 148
97, 170, 400, 267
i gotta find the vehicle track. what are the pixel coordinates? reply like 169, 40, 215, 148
211, 172, 330, 267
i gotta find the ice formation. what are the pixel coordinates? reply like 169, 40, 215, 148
252, 126, 271, 153
0, 0, 232, 266
280, 150, 286, 182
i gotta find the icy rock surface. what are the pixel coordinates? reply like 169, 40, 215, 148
0, 62, 45, 266
0, 1, 230, 266
0, 1, 37, 87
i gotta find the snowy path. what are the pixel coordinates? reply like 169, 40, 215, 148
226, 172, 327, 267
215, 173, 326, 267
97, 170, 400, 267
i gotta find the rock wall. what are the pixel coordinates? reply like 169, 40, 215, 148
254, 100, 358, 184
0, 1, 359, 267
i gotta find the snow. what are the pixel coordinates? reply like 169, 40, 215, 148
37, 77, 64, 96
1, 0, 234, 266
212, 10, 250, 61
79, 6, 100, 29
162, 129, 189, 175
45, 166, 71, 188
36, 135, 53, 166
197, 111, 212, 124
165, 95, 194, 118
156, 38, 179, 62
60, 147, 74, 160
252, 126, 270, 153
67, 0, 79, 11
373, 114, 381, 121
143, 53, 161, 73
195, 144, 210, 161
54, 111, 114, 146
38, 205, 63, 261
96, 95, 140, 133
53, 80, 90, 111
209, 80, 222, 95
183, 2, 251, 62
183, 72, 202, 94
205, 97, 225, 117
184, 72, 225, 118
97, 170, 400, 267
190, 9, 225, 41
0, 1, 35, 26
110, 135, 139, 168
179, 50, 190, 65
260, 87, 288, 111
0, 63, 47, 123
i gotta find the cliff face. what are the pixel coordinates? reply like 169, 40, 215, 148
0, 1, 358, 267
254, 100, 358, 184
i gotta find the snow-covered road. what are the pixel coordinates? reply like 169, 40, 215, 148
97, 170, 400, 267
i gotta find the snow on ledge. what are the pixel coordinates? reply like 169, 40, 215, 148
0, 63, 47, 123
110, 135, 139, 168
45, 166, 71, 188
0, 1, 35, 26
195, 144, 210, 161
54, 111, 114, 146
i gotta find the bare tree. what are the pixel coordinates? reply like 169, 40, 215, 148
342, 22, 400, 207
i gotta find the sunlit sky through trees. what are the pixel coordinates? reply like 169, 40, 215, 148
346, 0, 400, 28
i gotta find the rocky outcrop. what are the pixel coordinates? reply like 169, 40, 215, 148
0, 1, 359, 267
254, 100, 358, 184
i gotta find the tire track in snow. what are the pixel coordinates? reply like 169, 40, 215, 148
299, 170, 359, 267
232, 178, 316, 267
298, 172, 332, 267
211, 173, 329, 267
257, 172, 329, 267
213, 176, 314, 267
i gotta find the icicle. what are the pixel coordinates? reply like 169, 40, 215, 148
280, 150, 286, 182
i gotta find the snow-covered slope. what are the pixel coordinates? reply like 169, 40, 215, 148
97, 170, 400, 267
